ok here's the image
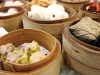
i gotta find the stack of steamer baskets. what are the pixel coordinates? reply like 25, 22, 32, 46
79, 1, 100, 19
0, 0, 30, 10
0, 6, 25, 32
0, 29, 61, 75
22, 4, 78, 42
62, 1, 100, 74
57, 0, 90, 12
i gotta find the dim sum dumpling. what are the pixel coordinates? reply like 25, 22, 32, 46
21, 41, 40, 56
6, 51, 28, 64
4, 1, 14, 7
14, 1, 24, 6
29, 52, 46, 63
0, 43, 18, 60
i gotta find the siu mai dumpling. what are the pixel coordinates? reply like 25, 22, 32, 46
21, 41, 40, 56
29, 52, 46, 63
6, 51, 28, 64
0, 43, 18, 60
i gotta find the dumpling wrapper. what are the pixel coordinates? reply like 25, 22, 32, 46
6, 51, 28, 64
32, 7, 47, 20
29, 52, 46, 63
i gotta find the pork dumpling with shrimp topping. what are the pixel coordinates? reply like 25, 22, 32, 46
29, 52, 46, 63
6, 51, 28, 64
20, 41, 40, 56
0, 43, 18, 60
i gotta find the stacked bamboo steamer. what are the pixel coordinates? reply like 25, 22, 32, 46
62, 19, 100, 75
0, 6, 25, 32
0, 29, 61, 75
57, 0, 90, 12
0, 0, 30, 10
79, 3, 100, 19
22, 6, 78, 42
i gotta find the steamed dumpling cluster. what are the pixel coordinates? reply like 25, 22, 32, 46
0, 8, 18, 16
4, 1, 24, 7
28, 4, 69, 20
0, 41, 48, 64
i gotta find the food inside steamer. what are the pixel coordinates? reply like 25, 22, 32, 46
86, 1, 100, 13
28, 4, 69, 20
69, 17, 100, 45
29, 52, 46, 63
4, 1, 24, 7
0, 8, 19, 16
6, 51, 28, 64
0, 41, 49, 64
61, 0, 89, 3
0, 43, 18, 60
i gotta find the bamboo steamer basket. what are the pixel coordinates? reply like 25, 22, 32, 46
0, 39, 61, 75
62, 19, 100, 75
22, 6, 78, 42
57, 0, 90, 12
0, 6, 25, 32
79, 3, 100, 19
0, 29, 57, 72
0, 0, 30, 10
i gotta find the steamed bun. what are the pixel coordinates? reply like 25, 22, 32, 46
32, 7, 47, 20
4, 1, 14, 7
45, 12, 69, 20
47, 4, 65, 12
31, 5, 41, 11
28, 11, 34, 18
